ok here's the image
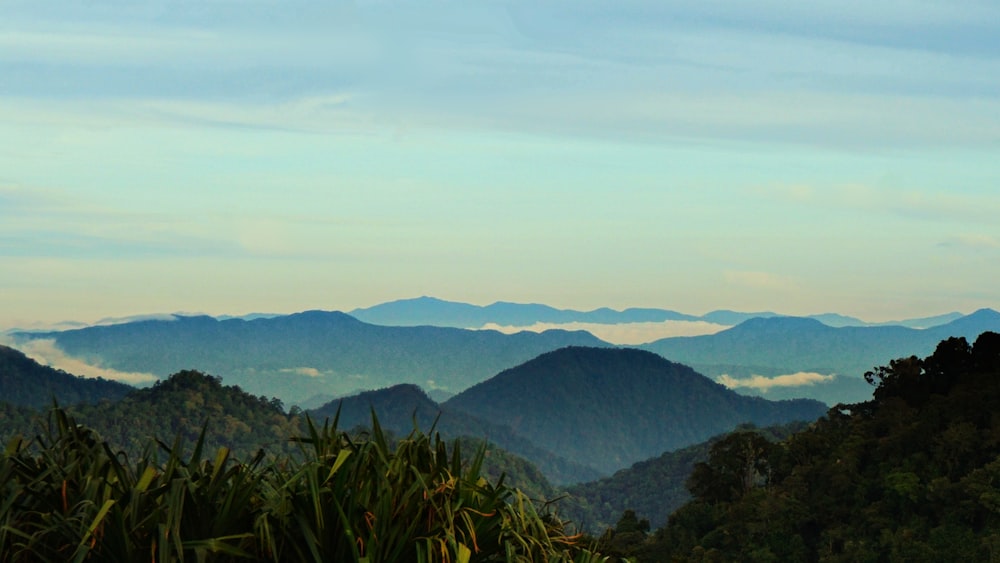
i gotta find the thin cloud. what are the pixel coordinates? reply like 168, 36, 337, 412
4, 0, 999, 149
12, 338, 157, 385
717, 371, 836, 391
279, 367, 323, 378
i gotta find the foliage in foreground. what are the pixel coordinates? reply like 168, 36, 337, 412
0, 409, 606, 562
601, 331, 1000, 561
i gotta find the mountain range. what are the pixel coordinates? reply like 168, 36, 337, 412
306, 347, 827, 478
641, 308, 1000, 404
10, 301, 1000, 407
1, 340, 824, 482
349, 296, 964, 329
13, 311, 608, 405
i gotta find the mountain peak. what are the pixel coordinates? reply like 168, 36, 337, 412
968, 308, 1000, 319
934, 308, 1000, 336
283, 310, 360, 323
445, 346, 825, 474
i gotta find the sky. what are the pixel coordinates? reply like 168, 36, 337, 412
2, 0, 999, 330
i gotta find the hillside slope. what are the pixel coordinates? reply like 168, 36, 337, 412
559, 421, 810, 533
0, 344, 133, 408
444, 347, 825, 475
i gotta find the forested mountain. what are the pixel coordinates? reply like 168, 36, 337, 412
61, 370, 302, 459
444, 347, 826, 475
559, 422, 810, 533
641, 309, 1000, 405
13, 311, 609, 404
309, 383, 602, 485
0, 344, 133, 408
0, 364, 584, 503
607, 331, 1000, 561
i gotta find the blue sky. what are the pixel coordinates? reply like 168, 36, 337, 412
2, 0, 999, 328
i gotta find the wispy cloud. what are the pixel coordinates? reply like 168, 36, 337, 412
717, 372, 837, 391
11, 338, 157, 385
3, 1, 998, 148
279, 367, 324, 378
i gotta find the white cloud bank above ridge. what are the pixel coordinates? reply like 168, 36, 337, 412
480, 320, 729, 345
279, 367, 323, 378
717, 372, 837, 391
10, 338, 158, 385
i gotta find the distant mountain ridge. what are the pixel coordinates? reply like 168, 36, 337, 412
641, 308, 1000, 404
349, 296, 965, 329
13, 311, 609, 405
350, 296, 699, 328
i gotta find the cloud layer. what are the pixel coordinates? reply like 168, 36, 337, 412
480, 320, 729, 345
717, 371, 837, 392
279, 366, 324, 378
11, 338, 158, 385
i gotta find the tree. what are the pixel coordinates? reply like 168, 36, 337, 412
686, 431, 775, 504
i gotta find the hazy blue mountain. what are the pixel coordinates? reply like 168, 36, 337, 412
871, 311, 964, 328
927, 308, 1000, 338
443, 347, 826, 475
807, 313, 868, 327
349, 297, 968, 331
800, 312, 961, 328
0, 344, 133, 408
698, 310, 779, 325
14, 311, 609, 405
349, 296, 697, 327
641, 309, 1000, 405
309, 383, 602, 484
